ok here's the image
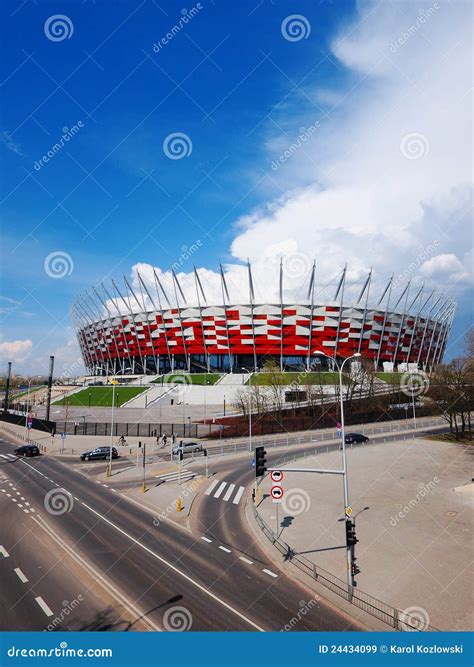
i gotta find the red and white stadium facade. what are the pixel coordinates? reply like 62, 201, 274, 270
71, 263, 455, 376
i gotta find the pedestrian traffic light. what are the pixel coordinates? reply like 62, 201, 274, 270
345, 519, 358, 547
255, 446, 267, 477
351, 558, 360, 577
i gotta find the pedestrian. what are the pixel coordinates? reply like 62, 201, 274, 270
172, 433, 176, 446
162, 433, 167, 447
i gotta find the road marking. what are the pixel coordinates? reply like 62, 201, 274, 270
77, 500, 264, 631
111, 489, 117, 492
239, 557, 253, 565
223, 483, 236, 502
14, 567, 28, 583
102, 484, 109, 487
74, 497, 80, 501
20, 496, 25, 500
15, 491, 20, 495
262, 568, 278, 578
201, 536, 212, 543
218, 546, 231, 553
18, 504, 23, 508
23, 509, 30, 514
32, 515, 160, 632
233, 486, 245, 505
35, 596, 54, 617
0, 546, 9, 558
11, 498, 17, 503
6, 493, 11, 497
30, 508, 35, 513
214, 482, 227, 499
204, 479, 219, 495
24, 502, 30, 506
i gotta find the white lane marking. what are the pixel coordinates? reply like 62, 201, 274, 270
23, 509, 30, 514
35, 596, 54, 617
78, 500, 264, 631
1, 489, 5, 492
214, 482, 227, 499
111, 489, 117, 492
20, 496, 25, 501
11, 498, 17, 503
14, 567, 28, 583
201, 536, 212, 543
239, 557, 253, 565
102, 484, 109, 487
15, 491, 20, 495
18, 504, 23, 508
8, 483, 13, 486
30, 508, 35, 513
218, 546, 231, 553
31, 515, 160, 632
204, 479, 219, 495
232, 486, 245, 505
0, 546, 10, 558
223, 483, 236, 502
6, 493, 11, 497
74, 497, 80, 501
24, 502, 30, 506
262, 568, 278, 578
11, 487, 16, 490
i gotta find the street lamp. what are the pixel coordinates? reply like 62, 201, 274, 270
314, 349, 361, 588
24, 376, 41, 441
107, 379, 118, 477
241, 368, 252, 452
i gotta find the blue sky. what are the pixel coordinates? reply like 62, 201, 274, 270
1, 0, 472, 374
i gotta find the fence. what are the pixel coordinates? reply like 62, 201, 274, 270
252, 505, 438, 632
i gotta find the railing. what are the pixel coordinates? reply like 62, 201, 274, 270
253, 505, 438, 632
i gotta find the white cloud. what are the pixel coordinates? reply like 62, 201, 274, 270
421, 253, 470, 284
0, 339, 33, 362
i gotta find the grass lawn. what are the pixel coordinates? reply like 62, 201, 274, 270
153, 373, 222, 385
376, 372, 403, 384
424, 433, 473, 445
248, 372, 346, 386
54, 386, 146, 407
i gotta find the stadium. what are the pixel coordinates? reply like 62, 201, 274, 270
71, 262, 456, 376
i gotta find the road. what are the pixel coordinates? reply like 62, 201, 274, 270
0, 435, 363, 632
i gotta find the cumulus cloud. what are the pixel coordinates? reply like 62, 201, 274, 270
0, 339, 33, 362
121, 0, 471, 313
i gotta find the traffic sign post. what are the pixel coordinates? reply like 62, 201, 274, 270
270, 485, 283, 502
270, 470, 283, 483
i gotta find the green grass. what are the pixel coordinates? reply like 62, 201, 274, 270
54, 386, 146, 407
153, 373, 222, 386
376, 372, 403, 384
248, 372, 346, 386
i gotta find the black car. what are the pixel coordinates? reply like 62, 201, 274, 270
80, 446, 118, 461
345, 432, 369, 444
14, 445, 40, 457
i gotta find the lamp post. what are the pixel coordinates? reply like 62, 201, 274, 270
107, 379, 118, 477
314, 350, 361, 588
25, 376, 41, 441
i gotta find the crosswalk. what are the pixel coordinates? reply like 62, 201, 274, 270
0, 453, 17, 462
155, 469, 196, 484
205, 479, 246, 505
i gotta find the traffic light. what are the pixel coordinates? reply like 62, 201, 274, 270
351, 559, 360, 577
255, 446, 267, 477
345, 519, 358, 547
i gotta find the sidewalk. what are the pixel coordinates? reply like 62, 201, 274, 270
254, 436, 473, 631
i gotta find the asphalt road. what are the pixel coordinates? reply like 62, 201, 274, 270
0, 436, 363, 632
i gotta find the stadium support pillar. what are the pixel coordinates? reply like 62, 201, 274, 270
45, 356, 54, 422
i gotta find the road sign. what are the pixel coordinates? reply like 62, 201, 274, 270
271, 486, 284, 502
27, 420, 33, 430
251, 458, 255, 467
60, 432, 66, 440
336, 429, 342, 437
345, 506, 353, 517
270, 470, 283, 483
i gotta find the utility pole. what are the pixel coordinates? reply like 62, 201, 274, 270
45, 356, 54, 422
141, 441, 146, 492
3, 362, 11, 413
107, 378, 118, 477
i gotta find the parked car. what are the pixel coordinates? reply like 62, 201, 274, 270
172, 441, 204, 456
344, 432, 369, 444
14, 444, 40, 457
80, 446, 118, 461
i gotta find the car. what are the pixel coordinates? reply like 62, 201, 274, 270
80, 446, 118, 461
344, 432, 369, 444
172, 441, 204, 456
14, 445, 40, 457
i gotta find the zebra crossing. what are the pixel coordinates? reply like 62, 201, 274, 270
205, 479, 246, 505
0, 453, 17, 462
155, 469, 196, 484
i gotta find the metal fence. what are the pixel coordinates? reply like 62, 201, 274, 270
253, 506, 438, 632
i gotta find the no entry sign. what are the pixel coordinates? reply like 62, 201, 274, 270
271, 485, 284, 502
270, 470, 283, 483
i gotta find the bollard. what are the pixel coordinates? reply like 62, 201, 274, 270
141, 481, 147, 493
106, 464, 111, 477
176, 496, 182, 512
